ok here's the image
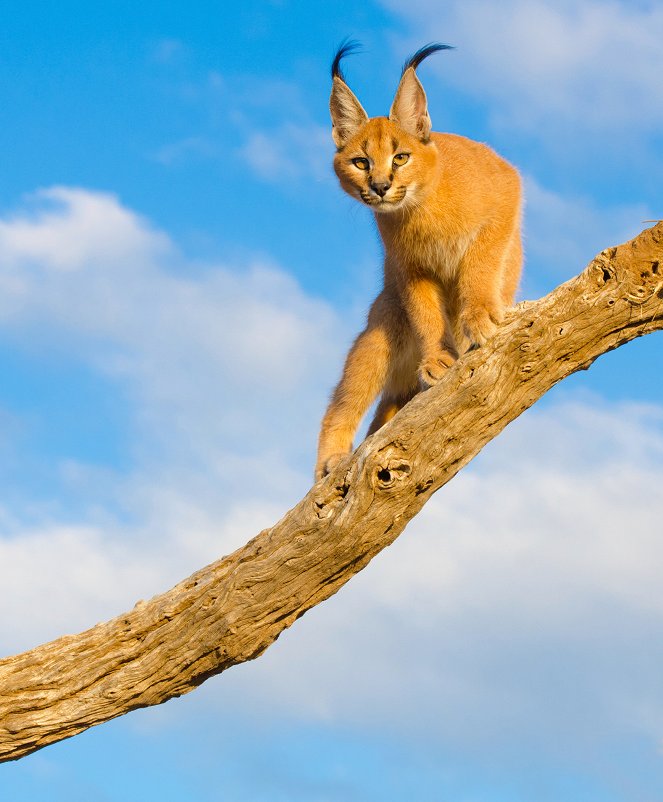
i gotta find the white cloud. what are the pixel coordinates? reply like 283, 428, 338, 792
0, 498, 285, 653
2, 185, 662, 770
5, 388, 663, 755
216, 397, 663, 750
0, 187, 338, 454
0, 187, 170, 273
0, 186, 342, 650
381, 0, 663, 137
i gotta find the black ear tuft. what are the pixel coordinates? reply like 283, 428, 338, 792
401, 42, 454, 75
331, 38, 362, 82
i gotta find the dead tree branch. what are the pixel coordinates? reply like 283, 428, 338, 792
1, 223, 662, 762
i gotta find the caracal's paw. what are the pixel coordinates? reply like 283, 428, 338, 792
461, 306, 503, 349
418, 349, 456, 389
315, 452, 351, 481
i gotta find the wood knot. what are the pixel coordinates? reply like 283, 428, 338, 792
313, 480, 350, 518
595, 256, 615, 284
374, 459, 411, 489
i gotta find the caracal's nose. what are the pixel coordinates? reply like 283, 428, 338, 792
370, 179, 391, 197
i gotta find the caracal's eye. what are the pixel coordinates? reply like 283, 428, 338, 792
352, 157, 370, 171
393, 153, 410, 167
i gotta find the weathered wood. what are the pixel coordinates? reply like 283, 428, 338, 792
1, 223, 662, 762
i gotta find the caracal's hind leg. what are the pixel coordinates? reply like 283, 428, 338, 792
500, 223, 523, 307
458, 212, 523, 348
366, 395, 400, 437
366, 320, 419, 436
366, 388, 418, 437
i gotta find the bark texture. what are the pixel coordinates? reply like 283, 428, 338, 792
1, 224, 662, 763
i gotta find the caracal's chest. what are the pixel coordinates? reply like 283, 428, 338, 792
382, 215, 477, 281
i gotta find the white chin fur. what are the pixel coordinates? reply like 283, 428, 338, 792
372, 196, 408, 213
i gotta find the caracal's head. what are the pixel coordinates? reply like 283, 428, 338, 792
329, 42, 451, 214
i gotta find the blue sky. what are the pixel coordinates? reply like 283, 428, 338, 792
1, 1, 663, 799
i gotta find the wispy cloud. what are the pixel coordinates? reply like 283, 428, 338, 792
239, 122, 331, 182
151, 54, 333, 185
522, 175, 651, 294
152, 136, 220, 166
381, 0, 663, 140
149, 38, 188, 66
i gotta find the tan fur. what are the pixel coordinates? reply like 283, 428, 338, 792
316, 55, 523, 480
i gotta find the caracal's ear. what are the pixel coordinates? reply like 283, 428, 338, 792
330, 78, 368, 148
389, 43, 453, 142
389, 68, 431, 141
330, 40, 368, 148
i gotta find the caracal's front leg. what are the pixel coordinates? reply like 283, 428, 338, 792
400, 273, 455, 387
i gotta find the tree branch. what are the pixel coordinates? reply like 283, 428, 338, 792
1, 224, 662, 763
